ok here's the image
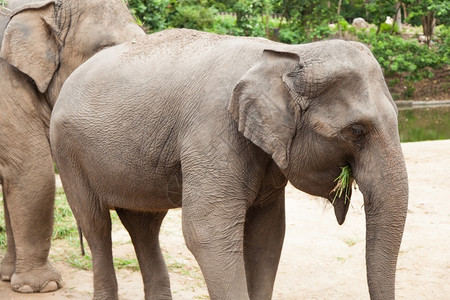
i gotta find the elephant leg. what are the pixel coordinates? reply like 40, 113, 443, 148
116, 209, 172, 300
243, 190, 285, 300
83, 214, 117, 300
182, 184, 249, 299
67, 189, 117, 300
0, 199, 16, 281
3, 161, 62, 293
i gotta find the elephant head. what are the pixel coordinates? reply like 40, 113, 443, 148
230, 40, 408, 299
0, 0, 144, 107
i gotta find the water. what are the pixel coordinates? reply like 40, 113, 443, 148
398, 105, 450, 142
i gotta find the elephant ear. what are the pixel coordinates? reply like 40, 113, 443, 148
0, 0, 60, 93
229, 50, 302, 169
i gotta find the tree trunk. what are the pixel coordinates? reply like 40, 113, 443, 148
394, 1, 402, 32
422, 11, 436, 47
337, 0, 343, 38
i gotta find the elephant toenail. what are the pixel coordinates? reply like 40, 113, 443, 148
17, 285, 34, 293
40, 281, 59, 292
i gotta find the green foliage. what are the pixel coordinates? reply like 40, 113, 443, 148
365, 0, 396, 32
170, 3, 217, 31
406, 0, 449, 26
127, 0, 220, 32
127, 0, 171, 31
357, 31, 445, 81
379, 22, 400, 34
212, 15, 238, 35
339, 19, 349, 32
436, 25, 450, 63
340, 0, 366, 22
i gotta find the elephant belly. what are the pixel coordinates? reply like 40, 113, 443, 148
97, 169, 183, 212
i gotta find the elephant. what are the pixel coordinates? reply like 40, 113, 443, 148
50, 29, 409, 300
0, 0, 144, 293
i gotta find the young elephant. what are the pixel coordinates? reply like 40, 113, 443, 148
51, 29, 408, 300
0, 0, 144, 293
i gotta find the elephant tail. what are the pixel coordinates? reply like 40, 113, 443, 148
77, 225, 85, 256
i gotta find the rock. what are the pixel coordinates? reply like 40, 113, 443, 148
385, 16, 394, 25
352, 17, 368, 28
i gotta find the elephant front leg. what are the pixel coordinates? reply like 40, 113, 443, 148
2, 165, 62, 293
182, 193, 250, 300
116, 209, 172, 299
243, 190, 285, 300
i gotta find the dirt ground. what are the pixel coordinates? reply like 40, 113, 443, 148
0, 139, 449, 299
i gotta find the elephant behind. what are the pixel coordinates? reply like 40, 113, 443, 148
51, 29, 408, 300
0, 0, 144, 293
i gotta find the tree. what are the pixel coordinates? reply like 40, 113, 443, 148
366, 0, 397, 34
406, 0, 449, 46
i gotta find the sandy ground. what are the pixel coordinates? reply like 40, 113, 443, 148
0, 139, 449, 299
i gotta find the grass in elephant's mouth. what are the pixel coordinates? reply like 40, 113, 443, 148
331, 165, 354, 204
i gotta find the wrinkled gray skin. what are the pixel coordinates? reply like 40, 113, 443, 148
0, 0, 144, 293
51, 29, 409, 300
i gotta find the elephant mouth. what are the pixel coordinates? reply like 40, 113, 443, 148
328, 165, 354, 225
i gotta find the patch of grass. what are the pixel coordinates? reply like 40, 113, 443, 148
52, 188, 137, 271
53, 188, 78, 240
167, 261, 192, 276
65, 252, 93, 270
0, 193, 5, 251
343, 237, 361, 247
331, 165, 354, 204
113, 257, 140, 271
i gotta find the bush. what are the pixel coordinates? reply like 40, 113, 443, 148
279, 27, 305, 44
379, 22, 399, 34
169, 5, 217, 31
127, 0, 171, 32
436, 25, 450, 64
212, 15, 240, 35
339, 19, 349, 32
357, 31, 445, 81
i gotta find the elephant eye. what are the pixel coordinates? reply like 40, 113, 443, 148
341, 123, 367, 148
351, 124, 365, 136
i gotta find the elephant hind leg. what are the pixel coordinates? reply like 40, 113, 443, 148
63, 183, 118, 299
53, 130, 118, 298
116, 208, 172, 300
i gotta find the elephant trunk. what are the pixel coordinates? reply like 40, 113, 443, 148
355, 137, 408, 299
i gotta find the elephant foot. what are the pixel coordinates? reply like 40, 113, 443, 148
11, 261, 63, 293
15, 281, 60, 293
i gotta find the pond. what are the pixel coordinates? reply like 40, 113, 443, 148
398, 105, 450, 143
